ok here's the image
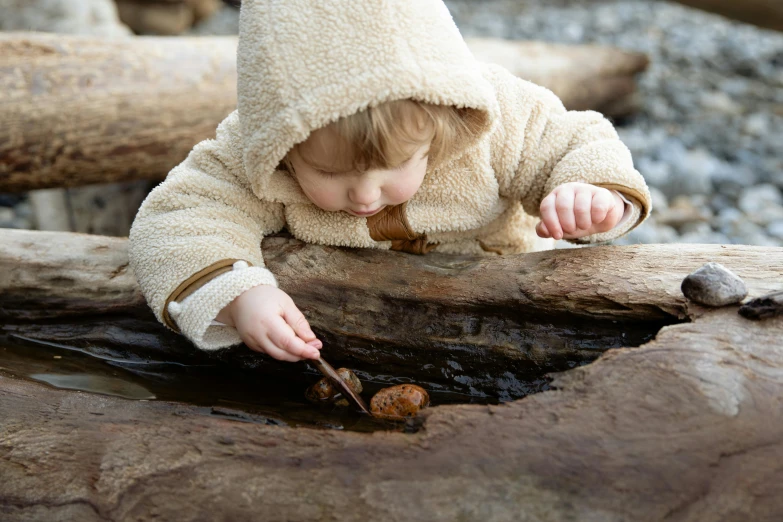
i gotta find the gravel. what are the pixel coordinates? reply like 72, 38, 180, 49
445, 0, 783, 247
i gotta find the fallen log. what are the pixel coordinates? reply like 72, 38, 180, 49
465, 38, 649, 116
672, 0, 783, 32
2, 305, 783, 520
2, 228, 783, 398
115, 0, 223, 35
1, 32, 648, 192
0, 33, 239, 193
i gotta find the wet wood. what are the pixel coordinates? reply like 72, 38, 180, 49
2, 228, 782, 397
672, 0, 783, 32
2, 306, 782, 521
1, 32, 647, 192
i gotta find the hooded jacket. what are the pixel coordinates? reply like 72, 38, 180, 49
129, 0, 652, 351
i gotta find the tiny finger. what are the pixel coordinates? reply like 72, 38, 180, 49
536, 220, 551, 238
574, 190, 593, 231
555, 189, 576, 235
267, 317, 320, 359
261, 339, 303, 362
540, 194, 562, 240
591, 189, 613, 224
600, 193, 625, 231
283, 302, 319, 344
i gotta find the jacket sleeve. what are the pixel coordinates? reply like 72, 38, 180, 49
129, 111, 286, 350
484, 64, 651, 243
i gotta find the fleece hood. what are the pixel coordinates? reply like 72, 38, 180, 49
236, 0, 499, 199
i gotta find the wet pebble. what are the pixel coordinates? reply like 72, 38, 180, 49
305, 368, 363, 405
370, 384, 430, 420
681, 262, 748, 307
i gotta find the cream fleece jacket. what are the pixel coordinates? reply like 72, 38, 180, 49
129, 0, 651, 350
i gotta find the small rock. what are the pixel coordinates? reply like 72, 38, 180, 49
370, 384, 430, 420
648, 186, 668, 214
0, 207, 14, 227
738, 184, 783, 215
305, 368, 363, 405
743, 113, 770, 137
636, 157, 671, 189
655, 195, 711, 229
738, 291, 783, 320
767, 220, 783, 240
700, 91, 741, 114
681, 262, 748, 307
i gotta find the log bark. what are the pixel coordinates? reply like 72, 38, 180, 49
2, 228, 783, 398
2, 305, 783, 521
672, 0, 783, 32
0, 33, 238, 193
115, 0, 222, 35
1, 32, 648, 193
465, 38, 649, 116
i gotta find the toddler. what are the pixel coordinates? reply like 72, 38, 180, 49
129, 0, 651, 361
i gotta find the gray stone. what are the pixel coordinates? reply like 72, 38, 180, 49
189, 4, 239, 36
681, 262, 748, 307
636, 157, 671, 189
648, 186, 668, 214
738, 184, 783, 214
767, 220, 783, 240
743, 113, 770, 137
0, 207, 14, 227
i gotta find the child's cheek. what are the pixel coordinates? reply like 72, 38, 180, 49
300, 179, 344, 212
389, 169, 425, 203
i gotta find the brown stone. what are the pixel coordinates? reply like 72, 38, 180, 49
370, 384, 430, 420
305, 368, 363, 405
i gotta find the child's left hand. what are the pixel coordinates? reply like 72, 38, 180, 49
536, 182, 625, 240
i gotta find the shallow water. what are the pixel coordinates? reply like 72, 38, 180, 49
0, 335, 515, 432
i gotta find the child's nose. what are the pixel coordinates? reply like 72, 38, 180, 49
348, 180, 381, 206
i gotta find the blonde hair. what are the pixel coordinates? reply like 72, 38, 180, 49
284, 99, 484, 174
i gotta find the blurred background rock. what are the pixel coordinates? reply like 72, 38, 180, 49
1, 0, 781, 246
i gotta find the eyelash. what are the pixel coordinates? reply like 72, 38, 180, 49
316, 152, 428, 176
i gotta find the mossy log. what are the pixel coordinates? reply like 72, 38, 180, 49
2, 228, 782, 398
1, 32, 647, 193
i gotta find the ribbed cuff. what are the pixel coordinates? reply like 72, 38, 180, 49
167, 262, 278, 351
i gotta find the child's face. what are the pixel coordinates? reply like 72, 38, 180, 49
288, 129, 431, 218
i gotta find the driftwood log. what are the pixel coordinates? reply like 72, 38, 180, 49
115, 0, 223, 35
2, 228, 783, 398
0, 32, 648, 193
672, 0, 783, 32
1, 229, 783, 519
466, 39, 648, 116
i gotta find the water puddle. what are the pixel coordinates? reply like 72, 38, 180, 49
0, 334, 500, 432
29, 373, 157, 400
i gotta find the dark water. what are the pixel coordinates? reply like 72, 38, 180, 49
0, 335, 519, 432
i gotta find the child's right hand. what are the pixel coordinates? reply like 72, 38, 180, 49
216, 285, 322, 362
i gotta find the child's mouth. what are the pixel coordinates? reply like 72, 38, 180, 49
348, 207, 384, 217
